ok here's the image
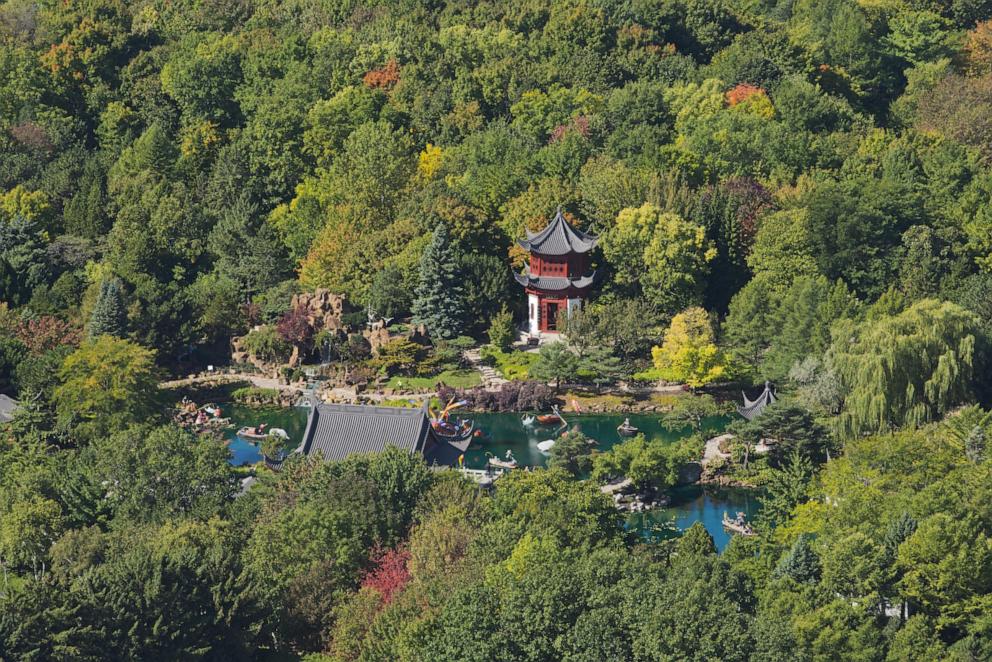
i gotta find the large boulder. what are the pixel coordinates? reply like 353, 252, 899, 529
364, 320, 391, 355
291, 289, 346, 332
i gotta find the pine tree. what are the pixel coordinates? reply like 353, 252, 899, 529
64, 159, 106, 239
775, 534, 821, 584
412, 224, 466, 340
88, 278, 127, 339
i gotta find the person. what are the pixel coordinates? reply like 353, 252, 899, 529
458, 453, 464, 468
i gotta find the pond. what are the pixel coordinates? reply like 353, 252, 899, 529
221, 403, 309, 466
626, 485, 762, 552
216, 403, 760, 550
462, 411, 729, 471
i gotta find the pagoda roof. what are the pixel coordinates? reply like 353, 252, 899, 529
517, 209, 597, 256
514, 267, 599, 292
298, 401, 433, 462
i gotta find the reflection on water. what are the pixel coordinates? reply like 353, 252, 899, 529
221, 404, 309, 466
465, 412, 729, 470
216, 404, 759, 549
626, 485, 763, 552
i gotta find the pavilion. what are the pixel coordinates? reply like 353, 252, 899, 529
514, 209, 599, 336
296, 400, 469, 466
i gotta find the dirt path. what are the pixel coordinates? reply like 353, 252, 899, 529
160, 372, 304, 392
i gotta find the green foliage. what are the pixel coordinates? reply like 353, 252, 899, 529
54, 336, 160, 443
412, 224, 466, 341
601, 203, 716, 312
86, 425, 236, 523
547, 429, 593, 476
529, 341, 579, 390
662, 393, 723, 431
775, 534, 821, 584
230, 386, 281, 404
591, 433, 701, 491
651, 307, 727, 388
241, 324, 290, 363
832, 300, 983, 438
3, 0, 992, 656
486, 304, 516, 352
87, 277, 127, 339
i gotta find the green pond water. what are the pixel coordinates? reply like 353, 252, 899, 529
222, 404, 309, 465
626, 485, 762, 551
218, 405, 758, 551
462, 412, 729, 470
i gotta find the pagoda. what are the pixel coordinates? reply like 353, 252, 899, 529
514, 209, 599, 335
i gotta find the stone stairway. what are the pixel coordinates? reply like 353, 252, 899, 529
463, 349, 508, 390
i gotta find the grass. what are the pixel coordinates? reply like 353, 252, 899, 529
385, 369, 482, 391
483, 348, 537, 380
231, 386, 282, 404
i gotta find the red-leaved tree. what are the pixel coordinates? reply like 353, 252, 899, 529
363, 59, 400, 89
725, 83, 765, 107
277, 305, 315, 348
16, 316, 83, 355
361, 546, 411, 606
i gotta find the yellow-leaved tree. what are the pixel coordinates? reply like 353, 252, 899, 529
651, 307, 727, 390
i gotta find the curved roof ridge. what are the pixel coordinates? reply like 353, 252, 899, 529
519, 208, 597, 255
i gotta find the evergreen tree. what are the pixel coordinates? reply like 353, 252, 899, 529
775, 534, 821, 584
87, 278, 127, 339
530, 341, 579, 391
63, 160, 106, 239
487, 305, 516, 351
412, 224, 466, 340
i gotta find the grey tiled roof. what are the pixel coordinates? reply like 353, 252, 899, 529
299, 402, 433, 462
518, 209, 597, 256
514, 268, 599, 291
0, 394, 18, 423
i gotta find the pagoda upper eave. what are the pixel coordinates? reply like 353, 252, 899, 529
514, 270, 599, 293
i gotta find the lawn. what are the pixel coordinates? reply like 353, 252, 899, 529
386, 369, 482, 390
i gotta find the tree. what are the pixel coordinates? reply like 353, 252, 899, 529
651, 307, 727, 389
763, 275, 858, 381
775, 534, 821, 584
896, 514, 992, 633
722, 278, 777, 375
831, 300, 983, 439
242, 325, 291, 363
487, 305, 516, 352
676, 522, 717, 557
86, 425, 235, 523
87, 277, 127, 339
412, 225, 466, 340
736, 403, 835, 467
548, 429, 593, 476
53, 337, 160, 443
529, 341, 578, 391
601, 203, 716, 312
758, 450, 814, 529
662, 393, 722, 432
369, 265, 412, 320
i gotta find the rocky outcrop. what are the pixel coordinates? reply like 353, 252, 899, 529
364, 320, 391, 355
291, 289, 346, 332
677, 461, 703, 485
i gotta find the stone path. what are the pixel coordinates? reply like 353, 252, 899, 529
463, 349, 508, 390
703, 433, 734, 465
702, 433, 771, 467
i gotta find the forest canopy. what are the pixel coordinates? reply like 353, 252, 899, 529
4, 0, 992, 659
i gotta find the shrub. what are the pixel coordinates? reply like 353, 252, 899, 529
243, 325, 291, 362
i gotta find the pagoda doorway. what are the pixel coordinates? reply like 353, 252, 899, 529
543, 301, 559, 331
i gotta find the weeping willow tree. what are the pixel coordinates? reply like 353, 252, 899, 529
830, 300, 983, 439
